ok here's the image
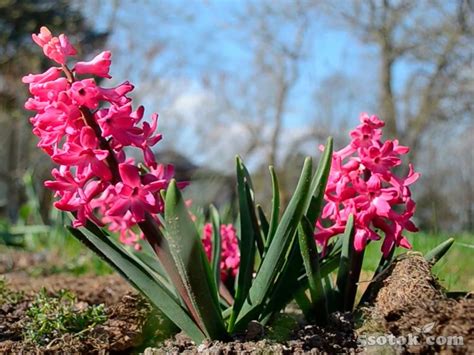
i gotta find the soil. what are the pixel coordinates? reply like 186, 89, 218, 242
0, 273, 172, 354
1, 250, 472, 354
359, 253, 474, 354
146, 313, 359, 354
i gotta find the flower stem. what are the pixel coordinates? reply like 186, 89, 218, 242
79, 107, 120, 184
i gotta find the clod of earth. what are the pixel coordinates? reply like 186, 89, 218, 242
358, 253, 474, 354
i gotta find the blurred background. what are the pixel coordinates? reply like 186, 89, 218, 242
0, 0, 472, 263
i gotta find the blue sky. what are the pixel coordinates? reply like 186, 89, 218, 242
81, 0, 413, 167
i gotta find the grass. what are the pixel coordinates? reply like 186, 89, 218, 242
0, 277, 24, 305
1, 216, 472, 291
0, 214, 113, 277
24, 288, 107, 345
362, 232, 474, 291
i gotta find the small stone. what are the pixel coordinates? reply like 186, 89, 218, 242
246, 320, 264, 340
197, 343, 206, 352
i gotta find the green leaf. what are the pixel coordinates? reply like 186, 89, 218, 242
260, 238, 303, 323
131, 249, 171, 286
67, 222, 206, 343
263, 247, 341, 323
425, 237, 455, 265
294, 288, 312, 320
234, 157, 313, 330
246, 185, 265, 257
257, 204, 269, 242
298, 216, 328, 324
210, 205, 222, 290
164, 180, 228, 340
335, 214, 354, 310
305, 137, 333, 224
323, 274, 336, 313
228, 157, 258, 331
326, 234, 343, 257
266, 166, 280, 249
374, 245, 395, 275
239, 162, 265, 256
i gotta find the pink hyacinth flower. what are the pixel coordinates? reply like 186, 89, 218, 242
32, 26, 77, 64
24, 26, 179, 249
315, 113, 419, 256
107, 164, 166, 222
52, 126, 111, 180
202, 223, 240, 282
74, 51, 112, 79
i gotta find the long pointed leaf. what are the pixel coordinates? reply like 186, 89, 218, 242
305, 137, 333, 224
234, 157, 313, 330
210, 205, 222, 290
298, 216, 328, 324
425, 237, 455, 265
246, 183, 265, 257
260, 237, 302, 323
257, 204, 269, 242
294, 288, 312, 320
137, 213, 204, 332
335, 214, 354, 310
266, 166, 280, 248
67, 222, 206, 343
164, 180, 228, 340
228, 157, 258, 331
240, 160, 264, 255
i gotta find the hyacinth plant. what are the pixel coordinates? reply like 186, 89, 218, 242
23, 27, 454, 343
295, 113, 455, 325
23, 26, 344, 342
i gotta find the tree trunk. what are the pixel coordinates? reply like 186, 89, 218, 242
7, 117, 19, 222
380, 44, 397, 138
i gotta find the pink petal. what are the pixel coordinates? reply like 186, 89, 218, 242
80, 127, 98, 149
108, 198, 130, 216
119, 163, 141, 187
354, 229, 368, 251
372, 196, 391, 215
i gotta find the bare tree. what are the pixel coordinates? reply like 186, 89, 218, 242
328, 0, 473, 156
190, 0, 328, 205
323, 0, 473, 230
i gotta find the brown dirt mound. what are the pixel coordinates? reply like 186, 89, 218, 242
4, 273, 131, 306
359, 253, 474, 354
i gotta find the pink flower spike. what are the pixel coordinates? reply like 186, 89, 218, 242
24, 26, 181, 247
97, 81, 134, 105
202, 223, 240, 282
315, 113, 419, 256
360, 113, 384, 128
74, 51, 112, 79
120, 163, 141, 187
